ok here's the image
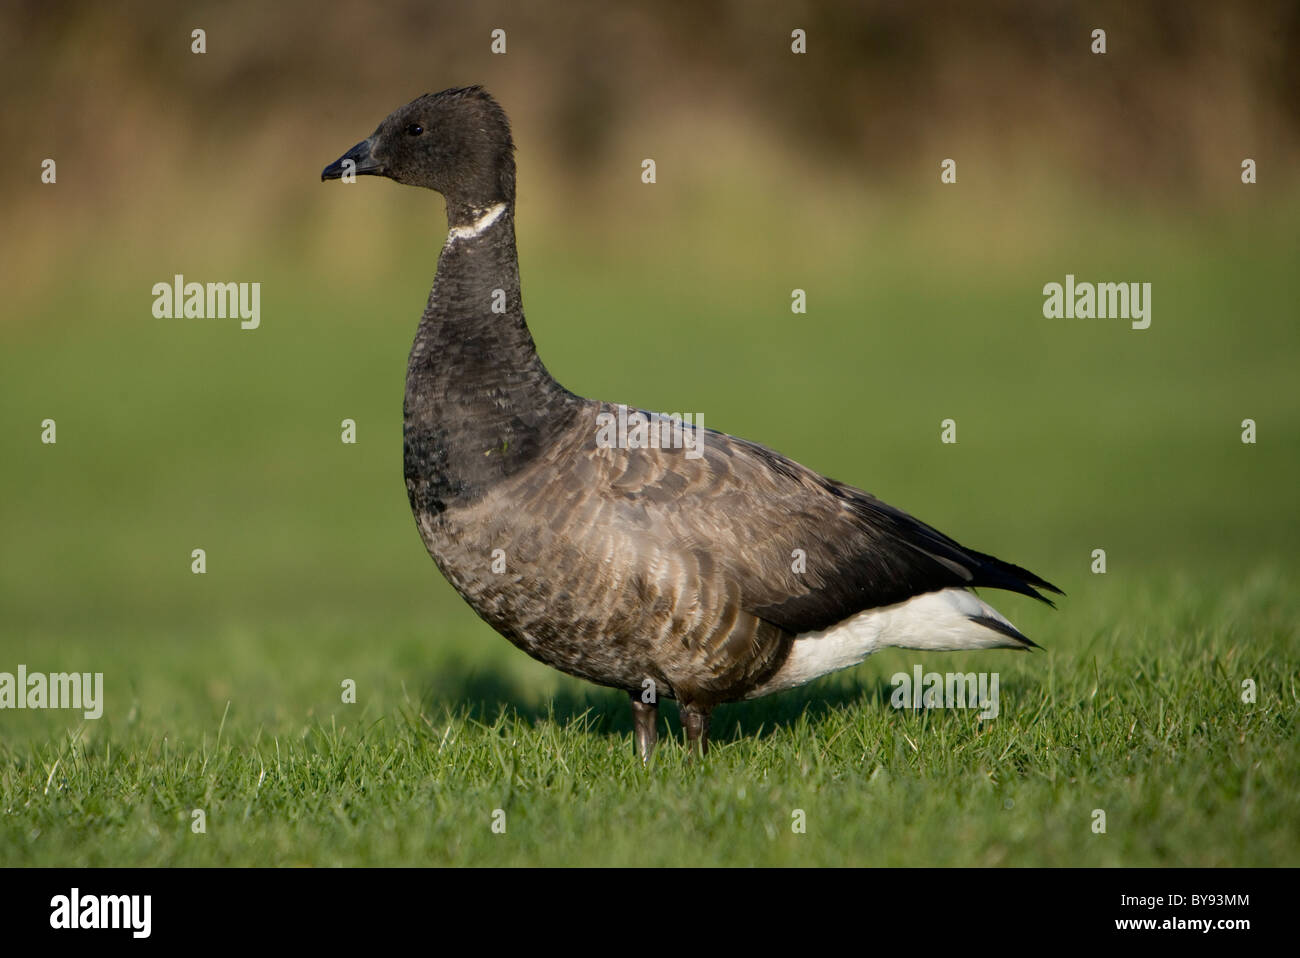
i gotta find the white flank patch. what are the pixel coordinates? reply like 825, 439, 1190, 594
447, 202, 507, 243
747, 588, 1025, 698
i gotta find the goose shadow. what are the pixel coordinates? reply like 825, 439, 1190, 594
412, 658, 935, 746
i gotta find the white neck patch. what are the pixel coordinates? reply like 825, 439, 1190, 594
447, 202, 508, 243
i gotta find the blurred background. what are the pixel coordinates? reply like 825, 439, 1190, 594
1, 0, 1297, 730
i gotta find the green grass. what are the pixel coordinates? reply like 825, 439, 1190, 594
1, 578, 1295, 867
1, 189, 1297, 866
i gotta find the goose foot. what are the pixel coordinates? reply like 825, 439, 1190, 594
680, 704, 711, 758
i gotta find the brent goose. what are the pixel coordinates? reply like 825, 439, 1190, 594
322, 87, 1061, 759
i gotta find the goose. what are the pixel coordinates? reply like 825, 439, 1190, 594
322, 86, 1061, 760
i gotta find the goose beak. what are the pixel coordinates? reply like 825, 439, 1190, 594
321, 138, 383, 181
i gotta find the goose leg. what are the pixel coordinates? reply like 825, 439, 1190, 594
680, 704, 711, 757
629, 693, 658, 763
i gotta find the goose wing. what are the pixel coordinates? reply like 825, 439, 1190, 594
571, 411, 1060, 638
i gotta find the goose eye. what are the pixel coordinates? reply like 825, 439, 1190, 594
406, 124, 424, 136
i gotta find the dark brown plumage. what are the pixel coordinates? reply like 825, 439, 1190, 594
323, 87, 1061, 759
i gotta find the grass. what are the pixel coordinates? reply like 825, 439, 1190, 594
1, 186, 1297, 866
1, 577, 1295, 867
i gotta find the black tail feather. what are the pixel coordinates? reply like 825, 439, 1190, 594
969, 549, 1064, 607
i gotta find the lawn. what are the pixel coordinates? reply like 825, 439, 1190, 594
1, 187, 1297, 866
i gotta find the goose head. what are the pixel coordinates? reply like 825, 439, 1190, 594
321, 86, 516, 225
